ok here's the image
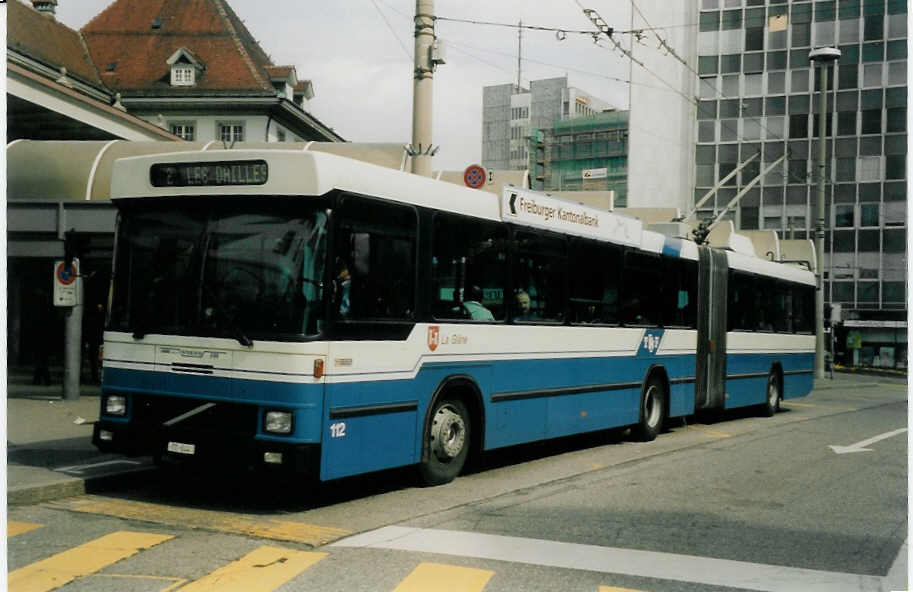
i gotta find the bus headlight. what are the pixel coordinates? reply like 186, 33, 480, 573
105, 395, 127, 416
265, 411, 293, 434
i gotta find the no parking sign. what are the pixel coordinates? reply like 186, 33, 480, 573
463, 164, 486, 189
53, 259, 80, 306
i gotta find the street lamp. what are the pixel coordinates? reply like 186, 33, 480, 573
809, 46, 840, 380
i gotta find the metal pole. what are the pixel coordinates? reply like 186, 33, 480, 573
814, 62, 827, 379
517, 20, 522, 92
63, 277, 83, 400
411, 0, 434, 177
810, 47, 840, 380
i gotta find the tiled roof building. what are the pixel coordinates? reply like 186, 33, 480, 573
8, 0, 342, 143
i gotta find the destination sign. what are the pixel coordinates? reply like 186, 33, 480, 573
500, 186, 642, 247
150, 160, 268, 187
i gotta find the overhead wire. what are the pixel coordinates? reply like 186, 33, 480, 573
368, 0, 413, 60
580, 0, 824, 189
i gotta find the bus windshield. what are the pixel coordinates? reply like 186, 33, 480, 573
109, 198, 328, 341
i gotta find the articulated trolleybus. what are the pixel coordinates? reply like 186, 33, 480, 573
94, 148, 816, 485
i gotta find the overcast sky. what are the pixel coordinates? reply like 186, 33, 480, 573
56, 0, 640, 171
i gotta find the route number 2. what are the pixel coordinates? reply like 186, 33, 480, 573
330, 422, 347, 438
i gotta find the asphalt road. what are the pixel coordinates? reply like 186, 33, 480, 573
8, 375, 908, 591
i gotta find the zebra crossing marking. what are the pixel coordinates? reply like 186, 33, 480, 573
174, 546, 326, 592
8, 522, 43, 538
8, 530, 172, 592
393, 562, 494, 592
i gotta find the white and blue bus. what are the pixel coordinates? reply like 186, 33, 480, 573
93, 149, 816, 485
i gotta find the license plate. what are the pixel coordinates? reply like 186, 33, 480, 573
167, 441, 196, 455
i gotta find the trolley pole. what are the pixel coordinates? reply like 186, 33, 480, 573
810, 47, 840, 380
411, 0, 435, 177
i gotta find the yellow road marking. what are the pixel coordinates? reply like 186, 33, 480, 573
685, 425, 731, 438
176, 546, 326, 592
8, 522, 43, 538
57, 496, 350, 546
393, 562, 494, 592
785, 401, 858, 411
8, 531, 172, 592
85, 574, 187, 592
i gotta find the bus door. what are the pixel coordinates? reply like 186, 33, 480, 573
695, 247, 727, 410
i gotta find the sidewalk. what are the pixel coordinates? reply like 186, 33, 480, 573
7, 371, 154, 505
4, 369, 902, 506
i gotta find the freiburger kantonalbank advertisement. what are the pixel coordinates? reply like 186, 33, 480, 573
500, 186, 641, 246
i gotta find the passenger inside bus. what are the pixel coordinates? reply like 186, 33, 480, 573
335, 259, 351, 318
514, 290, 538, 321
460, 285, 494, 321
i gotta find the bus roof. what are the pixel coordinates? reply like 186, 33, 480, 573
110, 149, 807, 275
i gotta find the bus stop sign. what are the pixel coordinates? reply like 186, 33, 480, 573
53, 259, 79, 307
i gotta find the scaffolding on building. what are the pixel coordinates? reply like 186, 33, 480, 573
530, 111, 629, 204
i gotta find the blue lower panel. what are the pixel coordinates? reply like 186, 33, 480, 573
724, 353, 815, 410
109, 353, 702, 482
321, 410, 417, 481
783, 371, 814, 400
321, 355, 697, 480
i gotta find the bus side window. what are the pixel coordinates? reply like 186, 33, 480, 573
792, 284, 814, 333
621, 250, 661, 327
662, 257, 697, 328
431, 213, 506, 322
568, 239, 620, 325
334, 196, 417, 321
512, 231, 566, 323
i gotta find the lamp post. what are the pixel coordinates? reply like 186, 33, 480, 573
809, 47, 840, 380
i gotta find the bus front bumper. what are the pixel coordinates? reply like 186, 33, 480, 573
93, 421, 321, 476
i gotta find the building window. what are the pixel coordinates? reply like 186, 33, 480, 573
219, 122, 245, 143
835, 204, 855, 227
860, 203, 880, 226
857, 155, 884, 180
861, 109, 882, 134
169, 122, 195, 140
171, 65, 195, 86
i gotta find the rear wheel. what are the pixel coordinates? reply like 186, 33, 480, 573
760, 371, 780, 417
419, 398, 470, 486
633, 377, 666, 442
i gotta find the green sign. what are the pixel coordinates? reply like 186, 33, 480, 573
846, 331, 863, 349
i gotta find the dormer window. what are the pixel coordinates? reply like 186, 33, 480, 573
171, 64, 195, 86
166, 47, 204, 88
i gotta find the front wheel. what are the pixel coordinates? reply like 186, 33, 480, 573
633, 377, 666, 442
760, 371, 780, 417
419, 398, 470, 486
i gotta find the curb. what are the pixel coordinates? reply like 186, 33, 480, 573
8, 466, 156, 506
8, 476, 89, 506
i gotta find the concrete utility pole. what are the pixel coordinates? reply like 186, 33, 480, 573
411, 0, 435, 177
810, 47, 840, 380
63, 277, 84, 400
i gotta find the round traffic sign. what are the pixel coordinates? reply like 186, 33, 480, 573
56, 261, 77, 286
463, 164, 486, 189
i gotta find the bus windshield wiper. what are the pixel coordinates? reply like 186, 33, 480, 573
202, 284, 253, 347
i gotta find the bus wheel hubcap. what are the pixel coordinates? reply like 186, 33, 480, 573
645, 386, 660, 427
431, 405, 465, 460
